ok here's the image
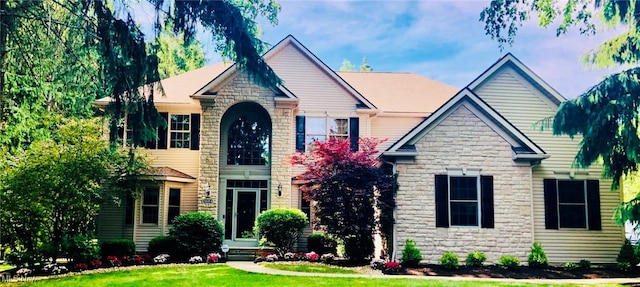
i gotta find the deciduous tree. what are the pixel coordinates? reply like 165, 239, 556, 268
291, 138, 397, 260
0, 118, 148, 266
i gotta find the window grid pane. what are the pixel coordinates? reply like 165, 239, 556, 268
170, 114, 190, 149
449, 176, 479, 226
227, 116, 270, 165
142, 187, 159, 224
557, 180, 587, 229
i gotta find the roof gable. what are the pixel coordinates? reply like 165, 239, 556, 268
193, 35, 376, 110
384, 88, 547, 162
468, 53, 565, 106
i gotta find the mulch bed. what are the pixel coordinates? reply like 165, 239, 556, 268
404, 264, 639, 279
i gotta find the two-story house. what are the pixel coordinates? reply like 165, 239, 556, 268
96, 35, 623, 263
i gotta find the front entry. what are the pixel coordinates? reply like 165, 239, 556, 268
224, 180, 269, 242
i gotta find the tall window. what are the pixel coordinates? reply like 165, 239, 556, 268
227, 116, 270, 165
170, 114, 190, 148
168, 188, 180, 224
449, 176, 479, 226
124, 193, 134, 225
305, 117, 349, 144
142, 187, 159, 224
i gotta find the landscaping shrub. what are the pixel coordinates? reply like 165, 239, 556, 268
498, 255, 520, 270
64, 234, 100, 263
401, 239, 422, 267
100, 239, 135, 259
527, 242, 549, 268
255, 208, 308, 256
563, 262, 579, 271
618, 261, 632, 272
344, 235, 374, 261
169, 212, 224, 258
307, 233, 338, 255
148, 236, 180, 258
579, 259, 591, 269
439, 251, 459, 270
465, 250, 487, 267
617, 239, 639, 268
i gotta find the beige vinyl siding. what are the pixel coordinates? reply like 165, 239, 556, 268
97, 200, 125, 241
474, 66, 623, 263
268, 45, 360, 113
291, 185, 313, 251
148, 149, 199, 213
371, 116, 424, 152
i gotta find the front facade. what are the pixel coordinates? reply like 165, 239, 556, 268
96, 35, 623, 263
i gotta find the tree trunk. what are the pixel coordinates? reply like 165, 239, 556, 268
0, 0, 9, 130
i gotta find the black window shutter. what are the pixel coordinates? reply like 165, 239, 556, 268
435, 175, 449, 228
158, 112, 168, 149
349, 117, 359, 152
587, 180, 601, 231
480, 175, 494, 228
190, 114, 200, 151
295, 116, 305, 152
543, 179, 559, 229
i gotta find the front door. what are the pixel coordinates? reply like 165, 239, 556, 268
223, 180, 269, 243
235, 190, 258, 240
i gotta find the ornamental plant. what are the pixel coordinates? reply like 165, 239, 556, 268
617, 239, 639, 268
189, 256, 203, 264
106, 256, 122, 267
498, 255, 520, 270
439, 251, 459, 270
306, 251, 319, 262
579, 259, 591, 269
291, 138, 398, 261
74, 263, 89, 271
465, 250, 487, 267
527, 242, 549, 268
154, 254, 170, 264
89, 259, 102, 269
383, 261, 402, 273
255, 208, 308, 256
401, 239, 422, 267
207, 253, 221, 263
169, 212, 224, 259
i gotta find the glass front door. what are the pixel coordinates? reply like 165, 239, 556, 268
235, 191, 257, 239
223, 180, 269, 242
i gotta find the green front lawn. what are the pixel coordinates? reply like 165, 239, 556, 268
3, 264, 622, 287
262, 262, 359, 274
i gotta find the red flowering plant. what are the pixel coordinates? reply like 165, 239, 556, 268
207, 253, 221, 263
142, 254, 152, 262
74, 263, 89, 271
383, 261, 402, 273
305, 251, 319, 262
89, 259, 102, 269
107, 256, 122, 267
133, 255, 144, 265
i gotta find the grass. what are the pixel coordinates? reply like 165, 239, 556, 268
2, 264, 624, 287
261, 262, 359, 274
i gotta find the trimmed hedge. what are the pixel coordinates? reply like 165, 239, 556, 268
307, 233, 337, 255
148, 236, 180, 258
100, 239, 135, 259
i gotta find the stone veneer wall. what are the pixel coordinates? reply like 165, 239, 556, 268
395, 105, 533, 264
197, 73, 294, 215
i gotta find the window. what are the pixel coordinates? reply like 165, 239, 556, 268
116, 112, 169, 149
142, 187, 159, 224
449, 176, 479, 226
435, 174, 493, 228
296, 116, 359, 152
168, 188, 180, 224
544, 179, 601, 230
227, 116, 270, 165
300, 190, 311, 225
170, 114, 190, 148
305, 117, 349, 144
124, 193, 134, 225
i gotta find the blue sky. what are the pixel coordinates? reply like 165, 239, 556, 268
136, 0, 623, 98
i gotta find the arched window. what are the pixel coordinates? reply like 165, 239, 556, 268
227, 116, 270, 165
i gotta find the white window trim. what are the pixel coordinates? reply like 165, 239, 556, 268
446, 167, 482, 227
170, 114, 190, 149
141, 187, 160, 225
305, 116, 350, 144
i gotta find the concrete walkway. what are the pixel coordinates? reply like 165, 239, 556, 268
226, 261, 640, 285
